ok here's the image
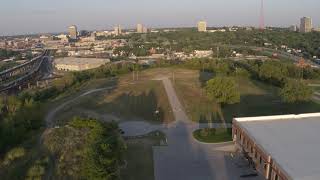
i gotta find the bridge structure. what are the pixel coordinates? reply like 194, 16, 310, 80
0, 50, 51, 93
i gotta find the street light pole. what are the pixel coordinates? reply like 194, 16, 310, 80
172, 71, 175, 83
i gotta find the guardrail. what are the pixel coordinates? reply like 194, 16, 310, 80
0, 50, 47, 76
0, 50, 49, 92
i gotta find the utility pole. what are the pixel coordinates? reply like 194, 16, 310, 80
217, 46, 220, 59
137, 70, 139, 81
172, 71, 175, 83
202, 61, 205, 72
260, 0, 265, 30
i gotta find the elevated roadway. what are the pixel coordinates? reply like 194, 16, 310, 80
0, 50, 52, 92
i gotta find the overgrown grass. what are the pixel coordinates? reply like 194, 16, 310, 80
172, 68, 320, 123
55, 80, 174, 125
193, 128, 232, 143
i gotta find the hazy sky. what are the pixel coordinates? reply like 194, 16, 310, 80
0, 0, 319, 36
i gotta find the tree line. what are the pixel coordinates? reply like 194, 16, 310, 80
183, 58, 316, 104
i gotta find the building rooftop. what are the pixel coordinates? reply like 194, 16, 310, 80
54, 57, 110, 66
234, 113, 320, 180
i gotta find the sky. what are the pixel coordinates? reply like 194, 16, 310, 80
0, 0, 319, 36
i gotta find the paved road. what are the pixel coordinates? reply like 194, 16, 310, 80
150, 77, 262, 180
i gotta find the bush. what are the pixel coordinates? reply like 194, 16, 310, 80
25, 157, 49, 180
2, 147, 26, 166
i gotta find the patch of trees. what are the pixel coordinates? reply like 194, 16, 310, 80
185, 58, 236, 76
114, 45, 150, 57
0, 49, 19, 60
42, 117, 125, 179
238, 60, 320, 83
124, 29, 320, 58
280, 80, 313, 103
0, 96, 44, 153
236, 60, 317, 103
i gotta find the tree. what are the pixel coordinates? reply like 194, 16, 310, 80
205, 77, 240, 105
0, 96, 4, 115
258, 61, 288, 86
280, 79, 313, 103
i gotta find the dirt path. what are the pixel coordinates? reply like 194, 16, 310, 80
45, 87, 114, 127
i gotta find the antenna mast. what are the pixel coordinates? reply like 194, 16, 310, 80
260, 0, 265, 30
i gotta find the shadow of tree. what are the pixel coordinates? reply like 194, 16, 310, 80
198, 71, 214, 87
223, 93, 320, 123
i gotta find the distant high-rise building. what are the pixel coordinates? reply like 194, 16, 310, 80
68, 25, 78, 39
137, 24, 148, 33
300, 17, 312, 33
198, 21, 207, 32
289, 25, 297, 32
143, 27, 148, 33
137, 24, 143, 33
114, 25, 122, 36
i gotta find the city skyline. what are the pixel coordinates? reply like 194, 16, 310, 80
1, 0, 320, 36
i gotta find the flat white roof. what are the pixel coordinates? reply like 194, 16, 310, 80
55, 57, 110, 66
235, 113, 320, 180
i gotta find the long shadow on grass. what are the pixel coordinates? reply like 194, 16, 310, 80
222, 94, 320, 123
198, 71, 214, 87
98, 90, 165, 123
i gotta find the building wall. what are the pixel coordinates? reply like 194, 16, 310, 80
137, 24, 143, 33
232, 121, 289, 180
69, 25, 78, 39
300, 17, 312, 33
54, 58, 110, 71
198, 21, 207, 32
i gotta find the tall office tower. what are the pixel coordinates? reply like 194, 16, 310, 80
198, 21, 207, 32
68, 25, 78, 39
300, 17, 312, 33
114, 25, 122, 36
137, 24, 143, 33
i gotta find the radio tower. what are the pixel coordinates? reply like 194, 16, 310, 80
259, 0, 265, 30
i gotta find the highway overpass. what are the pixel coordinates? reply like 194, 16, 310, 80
0, 50, 52, 93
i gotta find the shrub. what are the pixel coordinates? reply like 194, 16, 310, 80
2, 147, 25, 166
